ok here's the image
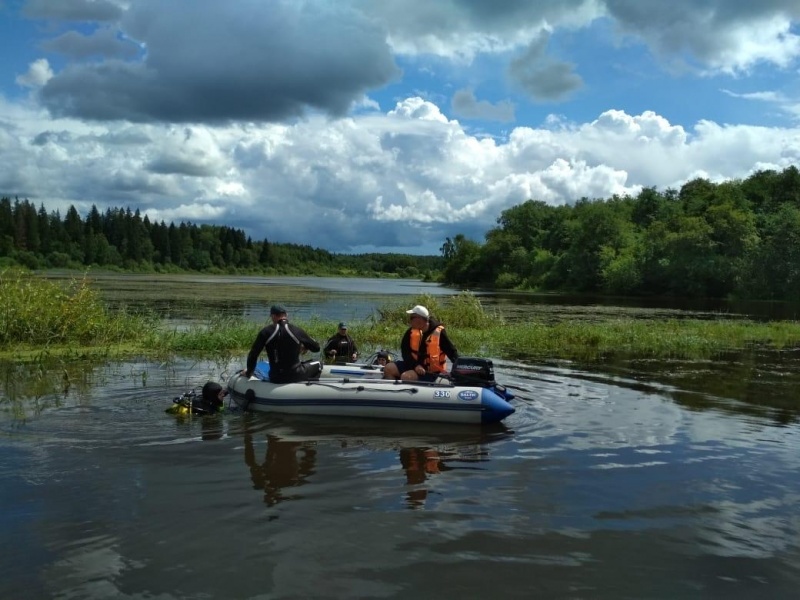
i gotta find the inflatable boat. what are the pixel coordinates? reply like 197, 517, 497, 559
228, 357, 515, 425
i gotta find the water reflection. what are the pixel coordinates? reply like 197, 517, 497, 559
44, 271, 800, 322
3, 355, 800, 598
168, 411, 227, 441
400, 440, 508, 509
567, 349, 800, 426
401, 447, 448, 508
237, 416, 512, 510
0, 360, 84, 420
243, 428, 317, 507
485, 289, 800, 322
41, 273, 461, 324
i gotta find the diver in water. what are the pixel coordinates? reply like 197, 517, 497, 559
167, 381, 228, 416
373, 350, 391, 366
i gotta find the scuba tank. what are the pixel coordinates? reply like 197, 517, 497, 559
166, 381, 227, 416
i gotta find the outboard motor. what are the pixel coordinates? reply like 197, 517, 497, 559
450, 357, 496, 386
450, 357, 515, 402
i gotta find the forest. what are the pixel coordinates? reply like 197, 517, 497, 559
5, 164, 800, 299
440, 166, 800, 301
0, 199, 442, 279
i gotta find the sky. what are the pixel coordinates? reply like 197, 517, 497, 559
1, 0, 800, 255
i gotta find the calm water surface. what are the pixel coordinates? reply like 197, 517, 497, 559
43, 273, 463, 324
2, 276, 800, 599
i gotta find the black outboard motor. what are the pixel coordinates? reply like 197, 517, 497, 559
450, 357, 496, 386
450, 357, 515, 401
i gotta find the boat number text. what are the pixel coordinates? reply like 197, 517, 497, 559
433, 390, 451, 398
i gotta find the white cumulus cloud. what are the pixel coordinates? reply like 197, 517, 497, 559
16, 59, 54, 88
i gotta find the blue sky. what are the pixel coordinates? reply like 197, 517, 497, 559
1, 1, 799, 254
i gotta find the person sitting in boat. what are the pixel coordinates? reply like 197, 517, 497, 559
383, 305, 458, 382
323, 322, 358, 364
242, 305, 322, 383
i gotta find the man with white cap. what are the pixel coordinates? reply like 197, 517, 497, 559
383, 304, 458, 382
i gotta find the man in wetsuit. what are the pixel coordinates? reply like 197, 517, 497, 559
243, 305, 322, 383
323, 322, 358, 364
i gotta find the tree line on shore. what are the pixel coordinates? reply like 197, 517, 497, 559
440, 166, 800, 301
0, 199, 442, 278
6, 163, 800, 298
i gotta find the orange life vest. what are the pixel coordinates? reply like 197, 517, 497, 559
409, 325, 447, 374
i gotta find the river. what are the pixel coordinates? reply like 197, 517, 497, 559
1, 275, 799, 599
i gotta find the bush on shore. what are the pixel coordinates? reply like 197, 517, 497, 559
0, 269, 152, 349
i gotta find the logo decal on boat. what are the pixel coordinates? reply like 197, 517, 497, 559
458, 390, 479, 401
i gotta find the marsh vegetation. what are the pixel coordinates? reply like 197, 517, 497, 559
4, 269, 800, 365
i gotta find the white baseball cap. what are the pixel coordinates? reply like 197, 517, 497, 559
406, 305, 430, 319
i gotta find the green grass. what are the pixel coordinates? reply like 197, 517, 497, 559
3, 270, 800, 364
0, 268, 155, 350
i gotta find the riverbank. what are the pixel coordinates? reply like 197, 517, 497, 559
3, 269, 800, 363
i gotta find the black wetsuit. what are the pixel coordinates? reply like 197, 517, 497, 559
246, 319, 322, 383
323, 333, 358, 364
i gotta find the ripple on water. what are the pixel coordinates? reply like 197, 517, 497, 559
3, 355, 800, 598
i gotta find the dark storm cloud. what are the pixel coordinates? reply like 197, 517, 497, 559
452, 0, 576, 21
106, 171, 175, 196
37, 0, 400, 123
32, 130, 73, 145
146, 156, 216, 177
605, 0, 800, 33
451, 89, 515, 122
356, 0, 597, 37
508, 34, 583, 102
22, 0, 123, 21
42, 26, 140, 60
604, 0, 800, 67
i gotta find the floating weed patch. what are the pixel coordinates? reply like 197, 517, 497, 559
489, 318, 800, 361
144, 315, 800, 363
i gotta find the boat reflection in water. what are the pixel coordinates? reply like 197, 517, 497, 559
239, 416, 512, 509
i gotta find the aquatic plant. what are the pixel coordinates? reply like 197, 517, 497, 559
3, 275, 800, 365
0, 269, 152, 349
375, 291, 500, 329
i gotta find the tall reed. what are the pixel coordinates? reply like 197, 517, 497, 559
0, 269, 152, 349
3, 274, 800, 364
375, 291, 500, 329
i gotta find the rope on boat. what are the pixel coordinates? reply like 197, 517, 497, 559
304, 380, 419, 394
